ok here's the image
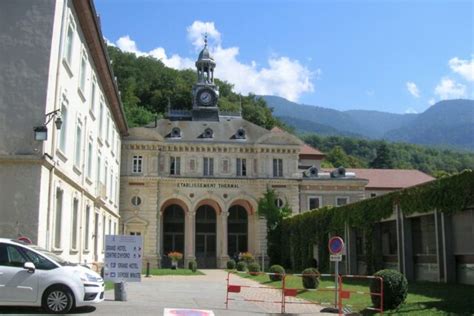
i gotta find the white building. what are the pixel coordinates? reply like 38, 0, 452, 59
0, 0, 128, 265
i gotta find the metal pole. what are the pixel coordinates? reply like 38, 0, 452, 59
146, 261, 150, 277
334, 261, 338, 308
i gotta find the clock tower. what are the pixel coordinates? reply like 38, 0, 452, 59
192, 35, 220, 121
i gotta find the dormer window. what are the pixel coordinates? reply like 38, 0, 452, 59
235, 128, 246, 139
203, 127, 214, 139
170, 127, 181, 138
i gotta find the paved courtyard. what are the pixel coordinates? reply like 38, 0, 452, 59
94, 269, 328, 315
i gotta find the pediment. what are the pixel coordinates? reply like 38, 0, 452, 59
124, 215, 149, 227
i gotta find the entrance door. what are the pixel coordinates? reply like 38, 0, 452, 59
162, 205, 185, 268
195, 205, 216, 268
228, 205, 248, 259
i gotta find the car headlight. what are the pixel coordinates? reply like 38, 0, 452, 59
79, 272, 100, 283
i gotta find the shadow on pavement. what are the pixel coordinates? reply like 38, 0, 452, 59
0, 306, 96, 314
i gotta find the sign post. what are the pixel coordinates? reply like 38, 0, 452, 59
104, 235, 143, 301
328, 236, 344, 309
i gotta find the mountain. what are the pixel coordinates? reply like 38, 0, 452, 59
262, 95, 415, 138
262, 95, 474, 151
384, 99, 474, 150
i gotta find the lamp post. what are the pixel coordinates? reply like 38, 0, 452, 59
34, 109, 62, 141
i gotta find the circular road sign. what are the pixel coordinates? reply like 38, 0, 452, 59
328, 236, 344, 255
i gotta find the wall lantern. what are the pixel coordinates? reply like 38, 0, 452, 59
33, 109, 62, 141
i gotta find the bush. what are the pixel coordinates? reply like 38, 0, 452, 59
248, 262, 261, 275
269, 265, 285, 281
301, 268, 320, 289
188, 260, 197, 272
236, 261, 247, 272
370, 269, 408, 310
239, 252, 254, 264
227, 259, 236, 270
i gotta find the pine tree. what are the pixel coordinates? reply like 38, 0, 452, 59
370, 143, 394, 169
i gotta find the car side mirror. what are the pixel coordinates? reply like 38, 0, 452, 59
24, 262, 35, 273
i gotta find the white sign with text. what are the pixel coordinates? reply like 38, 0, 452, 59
104, 235, 143, 282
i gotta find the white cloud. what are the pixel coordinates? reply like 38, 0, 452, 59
112, 21, 315, 102
115, 35, 194, 70
449, 56, 474, 81
434, 78, 466, 100
404, 107, 418, 114
406, 81, 420, 98
366, 89, 375, 97
186, 21, 221, 49
428, 98, 436, 106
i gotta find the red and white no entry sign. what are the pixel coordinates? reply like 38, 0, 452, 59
328, 236, 344, 255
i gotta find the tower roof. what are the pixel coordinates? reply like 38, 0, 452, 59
196, 34, 215, 63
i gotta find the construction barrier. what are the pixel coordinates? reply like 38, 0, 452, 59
339, 274, 384, 315
225, 271, 384, 315
281, 272, 343, 314
225, 271, 286, 313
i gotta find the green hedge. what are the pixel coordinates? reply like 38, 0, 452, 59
276, 170, 474, 272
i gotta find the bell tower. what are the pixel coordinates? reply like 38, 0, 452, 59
192, 35, 220, 121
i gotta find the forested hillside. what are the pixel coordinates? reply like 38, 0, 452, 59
107, 46, 474, 176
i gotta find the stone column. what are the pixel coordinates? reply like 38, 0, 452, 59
219, 210, 230, 268
156, 212, 162, 268
185, 211, 196, 267
398, 205, 414, 281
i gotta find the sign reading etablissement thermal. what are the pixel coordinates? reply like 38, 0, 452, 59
104, 235, 143, 282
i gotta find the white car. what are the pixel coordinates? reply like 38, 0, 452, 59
0, 238, 104, 313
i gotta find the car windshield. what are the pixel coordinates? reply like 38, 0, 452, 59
28, 245, 75, 266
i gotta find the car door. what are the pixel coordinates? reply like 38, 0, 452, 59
0, 243, 40, 303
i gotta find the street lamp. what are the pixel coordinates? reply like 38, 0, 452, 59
34, 109, 62, 141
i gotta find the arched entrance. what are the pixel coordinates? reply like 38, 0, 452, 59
195, 205, 217, 268
162, 204, 185, 267
228, 205, 248, 258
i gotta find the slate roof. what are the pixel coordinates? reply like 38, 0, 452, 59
151, 117, 272, 144
339, 168, 435, 189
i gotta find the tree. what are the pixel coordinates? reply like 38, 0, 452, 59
370, 143, 394, 169
258, 188, 292, 264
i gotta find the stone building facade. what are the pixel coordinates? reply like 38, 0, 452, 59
0, 0, 127, 264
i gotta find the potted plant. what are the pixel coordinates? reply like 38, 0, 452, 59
168, 251, 183, 269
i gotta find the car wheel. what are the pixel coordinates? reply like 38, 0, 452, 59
42, 286, 74, 314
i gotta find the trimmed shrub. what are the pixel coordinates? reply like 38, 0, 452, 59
227, 259, 236, 270
188, 260, 197, 272
248, 262, 261, 275
236, 261, 247, 272
370, 269, 408, 310
269, 265, 285, 281
239, 252, 254, 264
301, 268, 320, 289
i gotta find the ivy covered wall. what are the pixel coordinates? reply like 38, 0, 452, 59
274, 170, 474, 273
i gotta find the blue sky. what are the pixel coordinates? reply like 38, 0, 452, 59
95, 0, 473, 114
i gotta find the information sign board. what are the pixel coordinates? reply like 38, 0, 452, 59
104, 235, 143, 282
330, 254, 343, 262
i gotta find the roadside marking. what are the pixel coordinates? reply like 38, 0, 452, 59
164, 308, 215, 316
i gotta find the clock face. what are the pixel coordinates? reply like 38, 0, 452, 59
197, 89, 216, 107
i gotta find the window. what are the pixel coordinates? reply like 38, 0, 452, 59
84, 206, 90, 251
21, 247, 57, 270
109, 170, 113, 199
203, 157, 214, 176
0, 244, 26, 267
104, 162, 108, 197
132, 155, 143, 173
59, 103, 68, 153
102, 215, 106, 250
64, 22, 74, 65
308, 197, 321, 210
273, 158, 283, 177
113, 222, 117, 235
189, 159, 196, 171
87, 141, 93, 179
74, 121, 82, 167
112, 129, 116, 153
412, 215, 436, 255
381, 221, 397, 256
129, 232, 141, 236
236, 158, 247, 176
222, 159, 229, 173
275, 198, 284, 209
90, 77, 97, 114
108, 219, 112, 237
115, 176, 119, 206
99, 99, 104, 139
106, 115, 110, 145
370, 193, 377, 198
97, 154, 101, 186
336, 197, 349, 206
71, 198, 79, 250
54, 188, 63, 249
79, 52, 87, 94
170, 157, 181, 175
131, 196, 142, 206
